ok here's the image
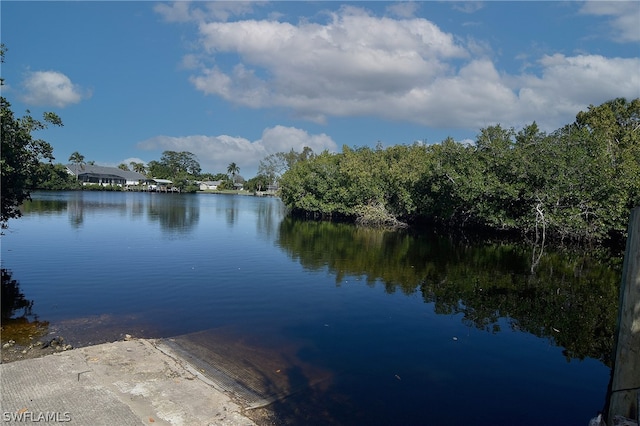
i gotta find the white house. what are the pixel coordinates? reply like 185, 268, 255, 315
199, 180, 222, 190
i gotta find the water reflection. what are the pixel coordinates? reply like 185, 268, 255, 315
22, 191, 200, 236
225, 195, 239, 227
68, 192, 86, 227
254, 198, 286, 240
276, 218, 619, 365
1, 268, 49, 346
147, 194, 199, 235
19, 197, 67, 214
1, 268, 34, 319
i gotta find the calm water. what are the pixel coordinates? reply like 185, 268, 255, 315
2, 191, 619, 425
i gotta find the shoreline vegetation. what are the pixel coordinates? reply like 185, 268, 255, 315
279, 98, 639, 247
25, 98, 640, 248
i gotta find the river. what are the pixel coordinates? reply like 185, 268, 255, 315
1, 191, 618, 425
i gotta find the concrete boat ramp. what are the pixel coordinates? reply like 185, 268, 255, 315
0, 329, 334, 425
1, 339, 256, 425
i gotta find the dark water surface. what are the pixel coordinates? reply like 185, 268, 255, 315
2, 191, 619, 425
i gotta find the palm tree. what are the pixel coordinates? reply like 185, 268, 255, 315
227, 162, 240, 181
130, 162, 146, 174
68, 151, 85, 178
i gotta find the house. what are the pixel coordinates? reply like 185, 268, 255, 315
232, 175, 245, 191
199, 180, 222, 190
66, 164, 147, 187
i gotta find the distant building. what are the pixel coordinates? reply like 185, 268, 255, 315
232, 175, 245, 191
199, 180, 223, 190
66, 164, 148, 187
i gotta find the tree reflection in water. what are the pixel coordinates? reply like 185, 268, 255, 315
277, 217, 620, 366
147, 194, 200, 235
1, 268, 49, 345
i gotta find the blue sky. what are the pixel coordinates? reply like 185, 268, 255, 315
2, 1, 639, 178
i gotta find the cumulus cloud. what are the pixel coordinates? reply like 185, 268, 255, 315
191, 6, 468, 122
160, 4, 639, 133
137, 125, 337, 176
21, 70, 89, 107
580, 1, 640, 42
511, 54, 640, 129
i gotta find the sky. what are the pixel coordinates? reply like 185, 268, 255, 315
2, 1, 639, 178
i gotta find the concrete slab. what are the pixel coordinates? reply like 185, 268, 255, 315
0, 339, 257, 426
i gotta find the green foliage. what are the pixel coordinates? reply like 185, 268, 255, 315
69, 151, 87, 175
227, 162, 240, 179
148, 151, 201, 180
200, 172, 226, 181
32, 163, 80, 190
171, 176, 199, 193
216, 178, 235, 190
1, 96, 61, 227
279, 98, 640, 243
280, 150, 350, 218
245, 174, 270, 192
146, 160, 170, 179
258, 147, 315, 186
130, 162, 146, 174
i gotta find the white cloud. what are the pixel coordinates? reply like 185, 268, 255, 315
190, 64, 269, 108
21, 70, 89, 108
137, 125, 337, 176
451, 2, 485, 14
386, 2, 420, 18
404, 59, 520, 128
191, 7, 468, 123
122, 157, 147, 166
154, 1, 265, 23
515, 54, 640, 128
260, 125, 337, 154
202, 1, 264, 22
580, 1, 640, 42
154, 1, 197, 23
161, 5, 639, 133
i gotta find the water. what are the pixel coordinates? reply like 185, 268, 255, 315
2, 191, 618, 425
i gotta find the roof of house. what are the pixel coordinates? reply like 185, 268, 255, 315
66, 164, 147, 181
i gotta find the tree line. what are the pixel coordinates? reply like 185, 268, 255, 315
37, 149, 246, 193
279, 98, 640, 243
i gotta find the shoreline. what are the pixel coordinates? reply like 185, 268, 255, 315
0, 338, 265, 425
